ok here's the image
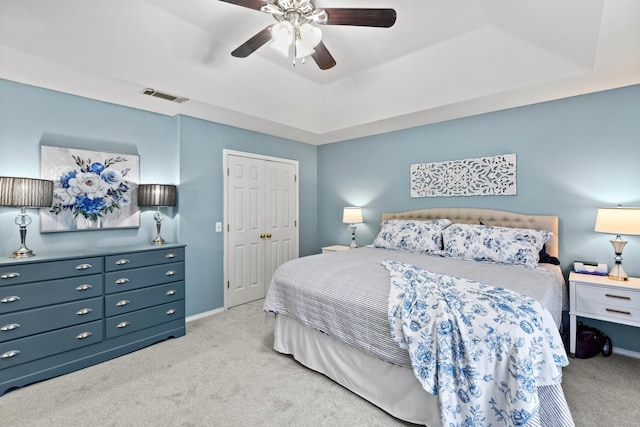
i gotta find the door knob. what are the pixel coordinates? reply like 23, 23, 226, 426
260, 233, 266, 239
266, 233, 272, 238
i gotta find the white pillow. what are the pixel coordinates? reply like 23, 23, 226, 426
442, 223, 552, 268
373, 219, 452, 254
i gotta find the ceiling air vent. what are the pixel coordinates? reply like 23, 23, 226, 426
141, 88, 188, 103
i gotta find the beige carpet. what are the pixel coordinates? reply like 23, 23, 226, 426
1, 299, 638, 426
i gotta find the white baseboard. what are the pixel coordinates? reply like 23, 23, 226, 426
186, 306, 225, 323
613, 347, 640, 359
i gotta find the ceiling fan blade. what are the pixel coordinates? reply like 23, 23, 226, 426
218, 0, 266, 11
322, 8, 397, 28
311, 41, 336, 70
231, 25, 273, 58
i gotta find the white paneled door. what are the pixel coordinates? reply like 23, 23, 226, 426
225, 152, 298, 308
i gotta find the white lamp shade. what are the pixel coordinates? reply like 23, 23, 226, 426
594, 207, 640, 236
299, 23, 322, 48
343, 207, 363, 224
271, 21, 293, 47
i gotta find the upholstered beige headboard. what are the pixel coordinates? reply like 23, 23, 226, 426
381, 208, 559, 257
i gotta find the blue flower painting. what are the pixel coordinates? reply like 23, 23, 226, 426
40, 146, 140, 232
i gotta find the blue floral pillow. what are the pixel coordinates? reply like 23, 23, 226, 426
442, 223, 552, 268
373, 219, 452, 254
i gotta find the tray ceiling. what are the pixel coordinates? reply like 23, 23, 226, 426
1, 0, 638, 145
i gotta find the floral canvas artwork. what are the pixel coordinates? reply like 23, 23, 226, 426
40, 145, 140, 232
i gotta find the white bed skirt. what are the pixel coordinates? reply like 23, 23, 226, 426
273, 313, 442, 426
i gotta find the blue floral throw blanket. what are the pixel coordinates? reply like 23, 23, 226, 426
383, 260, 570, 427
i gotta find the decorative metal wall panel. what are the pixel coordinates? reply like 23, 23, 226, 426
410, 153, 516, 198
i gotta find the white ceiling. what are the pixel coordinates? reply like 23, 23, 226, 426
1, 0, 639, 145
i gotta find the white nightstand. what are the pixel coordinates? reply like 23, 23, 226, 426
321, 245, 351, 253
569, 272, 640, 357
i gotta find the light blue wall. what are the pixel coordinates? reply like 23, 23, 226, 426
317, 84, 640, 353
0, 79, 180, 252
0, 79, 318, 317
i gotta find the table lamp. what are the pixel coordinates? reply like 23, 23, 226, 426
594, 206, 640, 281
343, 207, 363, 248
138, 184, 177, 245
0, 176, 53, 258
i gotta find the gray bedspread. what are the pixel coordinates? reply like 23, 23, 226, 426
263, 247, 567, 367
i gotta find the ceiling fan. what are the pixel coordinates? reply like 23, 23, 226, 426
219, 0, 396, 70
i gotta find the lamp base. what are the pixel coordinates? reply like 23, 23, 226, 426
11, 245, 35, 258
608, 238, 629, 281
608, 262, 628, 281
151, 236, 166, 246
349, 224, 358, 248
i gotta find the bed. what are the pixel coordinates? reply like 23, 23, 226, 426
263, 208, 574, 427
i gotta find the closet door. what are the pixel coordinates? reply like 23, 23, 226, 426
264, 160, 298, 289
226, 153, 298, 308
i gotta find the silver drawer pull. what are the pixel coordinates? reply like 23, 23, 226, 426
0, 296, 20, 304
116, 321, 130, 329
165, 253, 177, 259
1, 323, 20, 332
166, 289, 177, 296
76, 308, 93, 316
116, 300, 130, 307
1, 350, 20, 359
75, 332, 93, 340
0, 272, 20, 279
115, 278, 130, 285
75, 263, 93, 270
76, 284, 93, 291
606, 308, 631, 315
166, 309, 177, 315
165, 270, 177, 276
115, 259, 130, 265
605, 293, 631, 300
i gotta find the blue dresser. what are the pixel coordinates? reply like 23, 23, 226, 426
0, 243, 185, 395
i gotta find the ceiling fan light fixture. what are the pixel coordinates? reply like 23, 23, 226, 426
294, 40, 314, 58
226, 0, 395, 70
271, 21, 294, 45
299, 23, 322, 49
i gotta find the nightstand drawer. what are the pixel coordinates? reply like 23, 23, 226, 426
105, 281, 185, 316
0, 320, 103, 370
105, 248, 185, 272
576, 298, 640, 322
104, 262, 184, 294
105, 300, 184, 339
0, 274, 103, 315
0, 297, 103, 342
576, 284, 639, 310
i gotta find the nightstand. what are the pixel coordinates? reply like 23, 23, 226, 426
321, 245, 351, 253
569, 272, 640, 357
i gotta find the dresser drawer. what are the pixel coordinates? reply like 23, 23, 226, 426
0, 257, 103, 286
0, 274, 103, 315
105, 300, 184, 339
0, 297, 103, 342
0, 320, 103, 370
105, 281, 185, 316
105, 248, 185, 272
104, 262, 184, 294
